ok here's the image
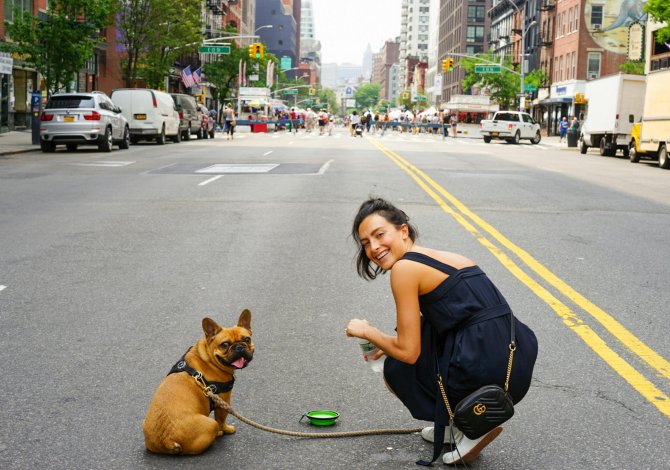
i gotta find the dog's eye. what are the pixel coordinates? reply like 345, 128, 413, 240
220, 342, 230, 349
243, 337, 251, 343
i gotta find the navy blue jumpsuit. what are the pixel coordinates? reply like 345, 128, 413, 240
383, 252, 538, 426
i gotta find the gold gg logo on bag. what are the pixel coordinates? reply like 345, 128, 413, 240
473, 403, 486, 415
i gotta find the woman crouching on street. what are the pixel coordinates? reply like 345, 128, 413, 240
345, 197, 538, 466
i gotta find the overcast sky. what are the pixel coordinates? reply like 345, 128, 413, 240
311, 0, 402, 65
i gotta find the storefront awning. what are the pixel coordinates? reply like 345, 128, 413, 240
538, 97, 573, 105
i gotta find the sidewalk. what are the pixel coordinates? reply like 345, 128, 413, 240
0, 130, 39, 156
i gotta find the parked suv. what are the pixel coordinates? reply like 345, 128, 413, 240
170, 93, 202, 140
39, 91, 130, 152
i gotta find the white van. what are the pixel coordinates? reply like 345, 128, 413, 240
110, 88, 181, 144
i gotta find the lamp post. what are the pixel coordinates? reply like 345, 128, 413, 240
255, 25, 273, 34
504, 0, 536, 110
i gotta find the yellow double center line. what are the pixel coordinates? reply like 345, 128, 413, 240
370, 137, 670, 418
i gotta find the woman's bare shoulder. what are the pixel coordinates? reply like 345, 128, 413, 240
415, 247, 476, 270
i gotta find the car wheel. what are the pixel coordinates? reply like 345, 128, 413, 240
512, 131, 520, 144
172, 127, 182, 143
599, 137, 608, 156
579, 137, 588, 154
531, 131, 541, 145
119, 126, 130, 149
483, 136, 492, 143
659, 144, 669, 169
183, 125, 191, 141
156, 125, 166, 145
66, 143, 78, 152
197, 127, 204, 139
629, 142, 639, 162
98, 126, 113, 152
40, 140, 56, 153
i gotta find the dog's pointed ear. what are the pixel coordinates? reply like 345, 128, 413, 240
202, 317, 221, 339
237, 309, 252, 332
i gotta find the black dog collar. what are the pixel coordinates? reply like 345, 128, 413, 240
167, 349, 235, 395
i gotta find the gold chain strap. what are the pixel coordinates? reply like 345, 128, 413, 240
504, 342, 516, 392
438, 341, 516, 418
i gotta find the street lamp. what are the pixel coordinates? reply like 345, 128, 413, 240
503, 0, 536, 110
255, 25, 273, 34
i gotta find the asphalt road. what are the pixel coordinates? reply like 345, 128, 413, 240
1, 127, 669, 469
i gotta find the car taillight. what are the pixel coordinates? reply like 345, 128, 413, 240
84, 111, 101, 121
508, 123, 514, 130
152, 97, 158, 108
40, 112, 54, 121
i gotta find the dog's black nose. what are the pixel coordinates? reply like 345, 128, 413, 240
233, 343, 245, 352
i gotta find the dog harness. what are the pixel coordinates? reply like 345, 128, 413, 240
167, 349, 235, 411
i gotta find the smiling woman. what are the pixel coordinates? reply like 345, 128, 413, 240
345, 197, 538, 466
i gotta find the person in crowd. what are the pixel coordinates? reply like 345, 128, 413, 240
224, 104, 236, 140
451, 113, 458, 137
559, 116, 569, 143
346, 198, 538, 466
349, 111, 361, 136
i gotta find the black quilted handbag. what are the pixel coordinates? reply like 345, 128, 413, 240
437, 312, 517, 440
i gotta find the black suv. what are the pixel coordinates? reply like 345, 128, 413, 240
170, 94, 202, 141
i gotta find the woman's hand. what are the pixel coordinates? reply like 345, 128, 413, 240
345, 318, 371, 339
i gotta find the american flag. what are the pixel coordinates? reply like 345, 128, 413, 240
180, 65, 195, 88
193, 67, 202, 85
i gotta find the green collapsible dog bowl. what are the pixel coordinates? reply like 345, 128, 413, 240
301, 410, 340, 426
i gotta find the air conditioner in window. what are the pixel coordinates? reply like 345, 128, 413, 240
592, 24, 601, 31
588, 72, 599, 80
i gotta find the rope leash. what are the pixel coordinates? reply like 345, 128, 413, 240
206, 391, 423, 438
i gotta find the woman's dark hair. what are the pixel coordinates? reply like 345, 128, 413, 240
352, 198, 418, 280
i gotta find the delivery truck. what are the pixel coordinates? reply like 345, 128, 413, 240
628, 69, 670, 169
579, 73, 646, 157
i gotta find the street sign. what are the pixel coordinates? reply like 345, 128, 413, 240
280, 56, 292, 71
283, 89, 299, 95
414, 96, 427, 101
524, 84, 538, 92
199, 45, 231, 54
474, 64, 502, 74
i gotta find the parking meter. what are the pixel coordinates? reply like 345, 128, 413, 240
31, 92, 41, 145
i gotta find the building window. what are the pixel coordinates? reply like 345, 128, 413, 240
466, 26, 484, 43
4, 0, 32, 21
559, 55, 564, 81
591, 5, 603, 29
574, 9, 579, 32
587, 52, 601, 79
467, 6, 485, 22
568, 8, 573, 33
466, 45, 484, 55
572, 51, 576, 78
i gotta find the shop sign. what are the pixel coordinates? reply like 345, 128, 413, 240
0, 52, 13, 75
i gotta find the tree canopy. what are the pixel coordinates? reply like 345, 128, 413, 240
2, 0, 113, 96
645, 0, 670, 45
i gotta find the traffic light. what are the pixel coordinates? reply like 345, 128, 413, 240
248, 43, 265, 59
442, 58, 454, 72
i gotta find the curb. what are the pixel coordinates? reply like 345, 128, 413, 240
0, 148, 39, 156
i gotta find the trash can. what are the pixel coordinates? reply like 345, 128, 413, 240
567, 130, 578, 147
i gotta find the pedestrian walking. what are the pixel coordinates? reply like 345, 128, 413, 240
224, 104, 236, 140
559, 116, 569, 142
451, 113, 458, 137
346, 198, 538, 466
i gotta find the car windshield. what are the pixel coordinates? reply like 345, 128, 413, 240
494, 113, 519, 122
46, 96, 95, 109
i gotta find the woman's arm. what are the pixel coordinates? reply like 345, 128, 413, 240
346, 260, 422, 364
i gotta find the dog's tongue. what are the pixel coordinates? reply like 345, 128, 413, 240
231, 357, 246, 369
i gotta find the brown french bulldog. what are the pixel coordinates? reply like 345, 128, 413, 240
143, 309, 254, 455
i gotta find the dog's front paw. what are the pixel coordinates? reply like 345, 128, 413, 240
222, 423, 236, 435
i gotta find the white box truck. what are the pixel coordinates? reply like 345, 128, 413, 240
579, 73, 646, 157
629, 69, 670, 169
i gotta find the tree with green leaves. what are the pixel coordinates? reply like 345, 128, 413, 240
645, 0, 670, 44
2, 0, 113, 96
459, 54, 520, 110
116, 0, 202, 88
354, 83, 381, 110
318, 87, 339, 114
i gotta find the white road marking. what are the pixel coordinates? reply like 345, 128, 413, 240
197, 163, 279, 174
263, 151, 273, 156
318, 159, 334, 175
0, 285, 6, 292
71, 161, 135, 167
198, 175, 223, 186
